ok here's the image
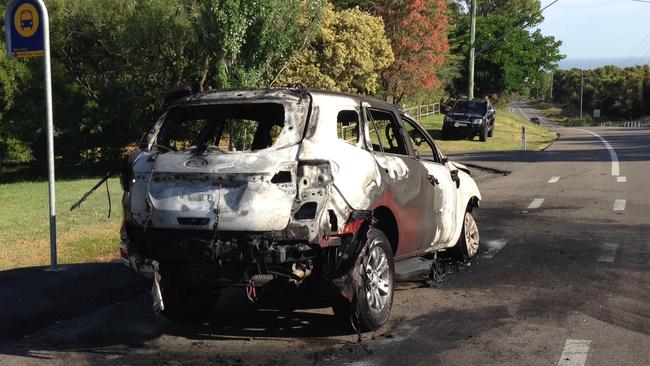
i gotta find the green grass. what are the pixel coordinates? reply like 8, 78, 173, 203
420, 109, 557, 152
0, 178, 122, 270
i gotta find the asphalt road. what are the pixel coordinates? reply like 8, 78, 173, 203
0, 103, 648, 365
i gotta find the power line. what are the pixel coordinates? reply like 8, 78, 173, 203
624, 32, 650, 65
476, 0, 561, 56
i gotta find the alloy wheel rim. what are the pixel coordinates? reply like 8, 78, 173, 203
364, 243, 391, 313
464, 213, 480, 256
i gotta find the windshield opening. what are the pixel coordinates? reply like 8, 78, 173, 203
452, 101, 486, 115
155, 103, 288, 153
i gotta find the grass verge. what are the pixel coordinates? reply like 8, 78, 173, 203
0, 178, 121, 270
420, 109, 557, 152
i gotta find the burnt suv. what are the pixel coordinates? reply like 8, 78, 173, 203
119, 87, 481, 331
442, 99, 495, 141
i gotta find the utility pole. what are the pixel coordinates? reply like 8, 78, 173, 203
468, 0, 477, 99
549, 71, 553, 100
579, 69, 584, 120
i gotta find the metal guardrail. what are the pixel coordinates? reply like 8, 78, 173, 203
404, 103, 441, 120
598, 121, 649, 128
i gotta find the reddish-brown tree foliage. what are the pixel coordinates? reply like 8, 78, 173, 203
376, 0, 449, 103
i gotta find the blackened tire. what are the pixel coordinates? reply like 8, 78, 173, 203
450, 211, 480, 261
332, 228, 395, 332
441, 126, 450, 140
160, 273, 220, 322
487, 123, 494, 137
479, 126, 488, 142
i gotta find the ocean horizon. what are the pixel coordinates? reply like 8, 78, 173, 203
558, 57, 650, 70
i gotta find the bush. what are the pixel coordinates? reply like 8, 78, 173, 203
0, 137, 33, 164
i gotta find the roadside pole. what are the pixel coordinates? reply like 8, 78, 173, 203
522, 126, 527, 150
5, 0, 59, 271
468, 0, 477, 99
579, 69, 584, 120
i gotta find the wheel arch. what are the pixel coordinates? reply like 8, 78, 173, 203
372, 206, 399, 256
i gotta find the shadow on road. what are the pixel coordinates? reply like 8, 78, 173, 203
0, 262, 351, 360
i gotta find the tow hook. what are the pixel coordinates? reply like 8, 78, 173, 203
150, 260, 164, 315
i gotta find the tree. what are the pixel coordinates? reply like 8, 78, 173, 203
0, 18, 33, 167
279, 3, 394, 94
188, 0, 324, 89
334, 0, 450, 104
1, 0, 326, 166
553, 66, 650, 119
379, 0, 449, 104
448, 0, 563, 97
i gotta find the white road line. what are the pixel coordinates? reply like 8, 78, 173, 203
518, 107, 530, 121
548, 176, 561, 183
617, 176, 627, 183
528, 198, 545, 209
613, 199, 626, 211
558, 339, 591, 366
598, 243, 619, 263
577, 129, 620, 176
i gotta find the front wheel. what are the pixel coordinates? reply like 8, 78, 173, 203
441, 126, 450, 140
479, 126, 488, 142
450, 211, 480, 260
332, 228, 395, 332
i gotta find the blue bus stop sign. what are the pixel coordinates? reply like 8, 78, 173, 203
5, 0, 45, 59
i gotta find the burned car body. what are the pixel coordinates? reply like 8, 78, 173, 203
119, 87, 482, 330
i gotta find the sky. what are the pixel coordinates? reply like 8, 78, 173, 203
537, 0, 650, 68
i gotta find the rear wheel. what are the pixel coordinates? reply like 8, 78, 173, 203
332, 228, 394, 332
160, 271, 220, 322
487, 123, 494, 137
450, 211, 480, 260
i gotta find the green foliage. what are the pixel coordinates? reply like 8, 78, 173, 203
0, 25, 33, 166
0, 0, 325, 167
279, 3, 394, 94
189, 0, 324, 88
0, 136, 33, 163
553, 66, 650, 119
448, 0, 563, 97
331, 0, 451, 103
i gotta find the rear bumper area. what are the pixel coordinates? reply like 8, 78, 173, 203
120, 223, 338, 288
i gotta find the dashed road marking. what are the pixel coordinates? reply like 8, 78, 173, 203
617, 176, 627, 183
577, 129, 619, 176
558, 339, 591, 366
548, 176, 560, 183
528, 198, 545, 209
517, 107, 530, 121
598, 243, 619, 263
613, 199, 626, 211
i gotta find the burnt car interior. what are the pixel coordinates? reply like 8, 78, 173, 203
156, 103, 285, 153
366, 109, 408, 155
337, 110, 360, 145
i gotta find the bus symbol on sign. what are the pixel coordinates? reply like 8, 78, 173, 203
21, 10, 34, 30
